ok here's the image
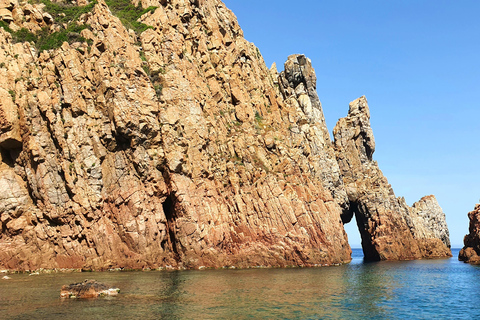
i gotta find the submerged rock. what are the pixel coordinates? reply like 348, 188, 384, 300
60, 280, 120, 299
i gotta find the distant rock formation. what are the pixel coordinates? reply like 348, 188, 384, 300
333, 97, 451, 260
459, 204, 480, 264
0, 0, 450, 270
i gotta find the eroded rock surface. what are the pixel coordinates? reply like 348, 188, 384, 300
333, 96, 451, 260
0, 0, 451, 270
459, 204, 480, 264
0, 0, 352, 270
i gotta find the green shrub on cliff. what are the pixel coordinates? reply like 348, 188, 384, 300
37, 24, 91, 52
104, 0, 156, 34
0, 0, 96, 51
0, 0, 156, 52
37, 0, 97, 24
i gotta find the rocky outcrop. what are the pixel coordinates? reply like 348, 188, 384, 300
409, 195, 451, 254
459, 204, 480, 264
60, 279, 120, 298
333, 96, 451, 260
277, 54, 348, 210
0, 0, 54, 32
0, 0, 450, 270
0, 0, 352, 270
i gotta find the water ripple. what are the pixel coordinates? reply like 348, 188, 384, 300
1, 249, 479, 319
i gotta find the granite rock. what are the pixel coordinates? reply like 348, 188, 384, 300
333, 96, 451, 260
0, 0, 451, 270
0, 0, 351, 270
459, 204, 480, 264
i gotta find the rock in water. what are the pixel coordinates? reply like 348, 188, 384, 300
333, 96, 451, 260
60, 280, 120, 299
459, 204, 480, 264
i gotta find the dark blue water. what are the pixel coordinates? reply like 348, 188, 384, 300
1, 249, 478, 319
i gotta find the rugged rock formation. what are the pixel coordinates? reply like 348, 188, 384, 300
0, 0, 450, 270
333, 96, 451, 260
409, 195, 451, 251
459, 204, 480, 264
0, 0, 353, 270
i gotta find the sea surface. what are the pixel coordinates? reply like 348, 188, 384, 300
1, 248, 479, 319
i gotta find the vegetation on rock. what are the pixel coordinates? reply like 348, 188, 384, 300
104, 0, 156, 34
0, 0, 155, 52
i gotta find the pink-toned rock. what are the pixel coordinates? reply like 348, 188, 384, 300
0, 0, 451, 271
333, 97, 451, 260
459, 204, 480, 264
0, 0, 352, 271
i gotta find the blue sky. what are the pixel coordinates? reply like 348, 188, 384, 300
223, 0, 480, 248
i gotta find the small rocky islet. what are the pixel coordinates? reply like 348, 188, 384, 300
60, 279, 120, 298
3, 0, 479, 273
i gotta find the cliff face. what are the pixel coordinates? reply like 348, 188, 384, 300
333, 97, 451, 260
0, 0, 353, 270
0, 0, 450, 270
459, 204, 480, 264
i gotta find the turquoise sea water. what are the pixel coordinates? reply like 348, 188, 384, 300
1, 248, 479, 319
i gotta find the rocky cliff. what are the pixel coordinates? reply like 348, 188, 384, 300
333, 97, 451, 260
0, 0, 450, 271
459, 204, 480, 264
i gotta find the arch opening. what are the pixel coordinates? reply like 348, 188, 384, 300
343, 201, 381, 262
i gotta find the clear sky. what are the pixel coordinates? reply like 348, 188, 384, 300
223, 0, 480, 248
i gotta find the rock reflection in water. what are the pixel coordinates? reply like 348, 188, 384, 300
1, 249, 480, 319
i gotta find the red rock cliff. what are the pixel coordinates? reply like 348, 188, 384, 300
0, 0, 450, 270
459, 204, 480, 264
0, 0, 353, 270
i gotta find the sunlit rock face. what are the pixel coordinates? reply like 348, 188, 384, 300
459, 204, 480, 264
0, 0, 450, 271
333, 97, 451, 261
0, 0, 352, 270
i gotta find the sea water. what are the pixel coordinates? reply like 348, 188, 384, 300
1, 249, 479, 319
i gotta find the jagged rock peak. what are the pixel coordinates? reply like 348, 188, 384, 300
282, 54, 316, 93
410, 195, 451, 249
278, 54, 348, 210
278, 55, 326, 126
335, 96, 375, 164
333, 96, 451, 261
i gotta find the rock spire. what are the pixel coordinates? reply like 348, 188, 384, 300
459, 204, 480, 264
333, 96, 451, 260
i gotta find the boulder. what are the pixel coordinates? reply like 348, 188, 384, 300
60, 280, 120, 299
